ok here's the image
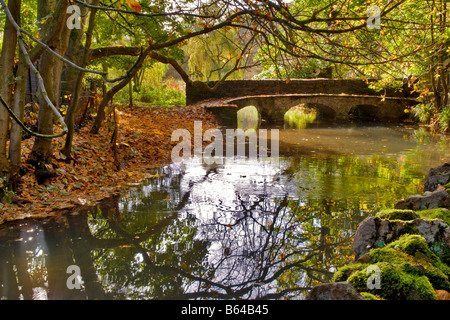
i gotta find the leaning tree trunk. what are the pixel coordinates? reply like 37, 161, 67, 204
0, 0, 21, 180
91, 48, 151, 134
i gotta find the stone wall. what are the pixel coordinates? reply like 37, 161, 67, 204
186, 79, 416, 105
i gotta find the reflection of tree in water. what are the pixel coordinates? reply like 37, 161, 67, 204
0, 164, 356, 300
1, 126, 447, 300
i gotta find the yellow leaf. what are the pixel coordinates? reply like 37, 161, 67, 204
126, 0, 142, 13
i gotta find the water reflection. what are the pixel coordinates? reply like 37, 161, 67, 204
0, 124, 449, 300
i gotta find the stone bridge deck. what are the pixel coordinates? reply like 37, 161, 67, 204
195, 93, 419, 124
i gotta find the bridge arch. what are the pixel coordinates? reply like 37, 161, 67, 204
301, 103, 337, 120
349, 104, 381, 121
237, 106, 260, 130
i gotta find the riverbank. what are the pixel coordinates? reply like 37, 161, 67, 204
0, 104, 218, 224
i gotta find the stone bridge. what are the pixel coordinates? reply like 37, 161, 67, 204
186, 79, 419, 123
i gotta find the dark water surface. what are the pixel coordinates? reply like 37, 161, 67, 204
1, 121, 449, 300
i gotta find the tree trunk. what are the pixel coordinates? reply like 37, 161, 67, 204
30, 50, 58, 165
63, 0, 99, 158
91, 48, 151, 134
8, 53, 27, 187
30, 0, 70, 173
0, 0, 21, 179
129, 80, 134, 107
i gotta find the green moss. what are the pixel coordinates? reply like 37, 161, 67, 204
368, 244, 450, 291
347, 262, 438, 300
369, 246, 414, 264
332, 263, 367, 282
332, 234, 450, 299
376, 209, 419, 221
385, 234, 450, 273
360, 292, 384, 300
417, 208, 450, 226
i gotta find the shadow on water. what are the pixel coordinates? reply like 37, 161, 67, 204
1, 115, 450, 300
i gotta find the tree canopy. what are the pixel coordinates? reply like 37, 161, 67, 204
0, 0, 448, 191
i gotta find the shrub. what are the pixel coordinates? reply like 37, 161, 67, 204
412, 103, 437, 124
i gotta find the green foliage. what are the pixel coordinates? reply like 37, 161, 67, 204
412, 103, 438, 124
115, 81, 186, 107
254, 58, 331, 80
138, 83, 186, 107
438, 107, 450, 133
185, 29, 245, 82
0, 177, 16, 205
332, 263, 367, 282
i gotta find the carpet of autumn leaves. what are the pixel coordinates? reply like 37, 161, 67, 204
0, 104, 218, 224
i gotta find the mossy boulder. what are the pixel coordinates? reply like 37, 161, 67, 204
353, 209, 450, 264
334, 235, 450, 300
338, 262, 437, 300
326, 165, 450, 300
372, 235, 450, 291
376, 209, 419, 221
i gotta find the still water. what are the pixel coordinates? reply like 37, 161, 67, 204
0, 120, 449, 300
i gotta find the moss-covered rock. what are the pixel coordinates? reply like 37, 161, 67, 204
353, 211, 450, 264
333, 263, 367, 282
376, 209, 420, 221
346, 262, 437, 300
384, 234, 449, 271
417, 208, 450, 226
369, 236, 450, 291
334, 235, 450, 299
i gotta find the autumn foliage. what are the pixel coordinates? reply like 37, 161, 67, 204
0, 104, 218, 224
125, 0, 142, 13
